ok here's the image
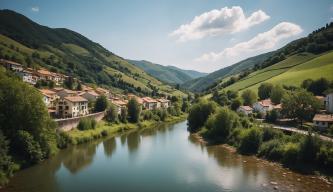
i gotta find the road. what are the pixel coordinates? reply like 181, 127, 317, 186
262, 124, 333, 142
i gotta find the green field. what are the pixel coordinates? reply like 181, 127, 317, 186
223, 51, 333, 93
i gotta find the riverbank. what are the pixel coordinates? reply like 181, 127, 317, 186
63, 114, 188, 145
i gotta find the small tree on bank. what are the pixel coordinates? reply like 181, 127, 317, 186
105, 104, 118, 123
94, 95, 108, 112
241, 90, 257, 106
127, 98, 141, 123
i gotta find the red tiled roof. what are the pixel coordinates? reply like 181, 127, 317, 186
142, 97, 157, 103
111, 99, 127, 106
0, 59, 22, 66
39, 89, 56, 96
64, 96, 88, 102
257, 99, 273, 107
313, 114, 333, 122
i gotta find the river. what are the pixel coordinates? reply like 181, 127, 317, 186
4, 121, 333, 192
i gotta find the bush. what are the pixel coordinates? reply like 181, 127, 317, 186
262, 127, 283, 142
141, 110, 153, 120
241, 90, 257, 106
105, 105, 118, 123
205, 108, 240, 141
127, 98, 141, 123
187, 100, 217, 133
16, 130, 44, 164
258, 139, 284, 161
77, 118, 97, 130
317, 144, 333, 169
94, 95, 108, 112
238, 127, 262, 154
230, 99, 241, 111
258, 83, 273, 100
282, 142, 300, 165
265, 109, 280, 123
0, 131, 17, 186
56, 132, 70, 149
270, 85, 284, 104
299, 134, 321, 163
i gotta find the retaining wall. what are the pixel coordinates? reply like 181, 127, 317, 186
55, 111, 105, 132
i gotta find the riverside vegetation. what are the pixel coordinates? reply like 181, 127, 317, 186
0, 67, 189, 186
187, 98, 333, 177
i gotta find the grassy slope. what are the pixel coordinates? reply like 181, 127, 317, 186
224, 51, 333, 93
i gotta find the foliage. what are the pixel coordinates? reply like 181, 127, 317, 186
299, 134, 321, 163
94, 95, 108, 112
258, 139, 284, 161
105, 104, 118, 123
281, 89, 320, 125
270, 85, 285, 104
281, 142, 300, 165
187, 100, 217, 133
127, 98, 141, 123
77, 118, 97, 130
238, 127, 263, 154
258, 83, 273, 100
181, 100, 190, 113
0, 131, 17, 186
0, 69, 57, 166
241, 89, 257, 106
265, 109, 280, 123
119, 107, 128, 123
205, 108, 240, 141
302, 77, 333, 96
230, 99, 242, 111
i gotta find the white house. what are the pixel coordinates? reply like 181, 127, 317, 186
325, 92, 333, 113
313, 114, 333, 130
156, 98, 171, 108
18, 69, 37, 85
142, 97, 158, 110
110, 99, 128, 114
39, 89, 59, 108
253, 99, 274, 114
237, 106, 253, 115
0, 59, 23, 72
56, 96, 89, 118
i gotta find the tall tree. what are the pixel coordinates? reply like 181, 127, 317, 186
241, 90, 257, 106
258, 83, 273, 100
94, 95, 108, 112
127, 98, 141, 123
270, 85, 285, 104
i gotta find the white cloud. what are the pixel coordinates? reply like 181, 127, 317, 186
170, 6, 270, 42
31, 6, 39, 12
196, 22, 302, 67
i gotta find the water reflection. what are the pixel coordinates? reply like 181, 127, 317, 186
126, 131, 141, 153
62, 142, 98, 174
103, 137, 116, 157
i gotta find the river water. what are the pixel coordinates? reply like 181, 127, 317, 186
4, 121, 333, 192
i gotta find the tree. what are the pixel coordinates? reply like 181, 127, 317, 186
265, 109, 279, 123
127, 98, 141, 123
187, 100, 217, 133
181, 100, 190, 113
238, 127, 263, 154
307, 78, 330, 96
230, 99, 241, 111
270, 85, 285, 104
76, 82, 82, 91
205, 107, 240, 141
281, 89, 321, 127
119, 107, 128, 123
241, 90, 257, 106
64, 76, 74, 90
105, 105, 118, 123
94, 95, 108, 112
0, 70, 57, 166
258, 83, 273, 100
0, 131, 17, 186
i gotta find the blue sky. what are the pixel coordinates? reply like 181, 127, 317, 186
1, 0, 332, 72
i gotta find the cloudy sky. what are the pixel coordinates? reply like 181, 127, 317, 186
1, 0, 333, 72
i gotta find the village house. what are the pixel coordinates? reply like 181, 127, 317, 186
253, 99, 275, 115
110, 99, 128, 114
0, 59, 23, 72
79, 90, 100, 102
325, 92, 333, 113
56, 96, 89, 118
156, 98, 171, 108
18, 69, 38, 85
56, 89, 78, 98
313, 114, 333, 130
142, 97, 158, 110
39, 89, 59, 108
237, 106, 253, 115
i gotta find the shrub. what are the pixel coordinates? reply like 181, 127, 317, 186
241, 90, 257, 106
141, 110, 153, 120
265, 109, 280, 123
238, 127, 263, 154
270, 85, 285, 104
16, 130, 44, 164
127, 98, 141, 123
262, 127, 283, 142
56, 132, 70, 149
205, 108, 240, 141
105, 104, 118, 123
187, 100, 217, 133
282, 142, 300, 165
299, 134, 321, 163
317, 144, 333, 169
258, 139, 284, 161
94, 95, 108, 112
258, 83, 273, 100
77, 118, 97, 130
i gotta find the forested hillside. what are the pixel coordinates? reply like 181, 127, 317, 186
0, 10, 185, 97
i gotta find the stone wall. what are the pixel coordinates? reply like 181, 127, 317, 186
55, 111, 105, 132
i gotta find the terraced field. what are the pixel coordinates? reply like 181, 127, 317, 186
224, 51, 333, 93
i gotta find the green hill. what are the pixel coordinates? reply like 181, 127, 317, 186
224, 51, 333, 93
181, 51, 274, 92
0, 9, 185, 97
127, 60, 206, 84
202, 22, 333, 95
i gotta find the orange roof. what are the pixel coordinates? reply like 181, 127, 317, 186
39, 89, 56, 96
111, 99, 127, 106
142, 97, 157, 103
240, 105, 253, 111
257, 99, 273, 107
85, 91, 99, 97
37, 69, 53, 76
96, 87, 109, 94
313, 114, 333, 122
62, 89, 77, 94
64, 96, 88, 102
52, 87, 64, 92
